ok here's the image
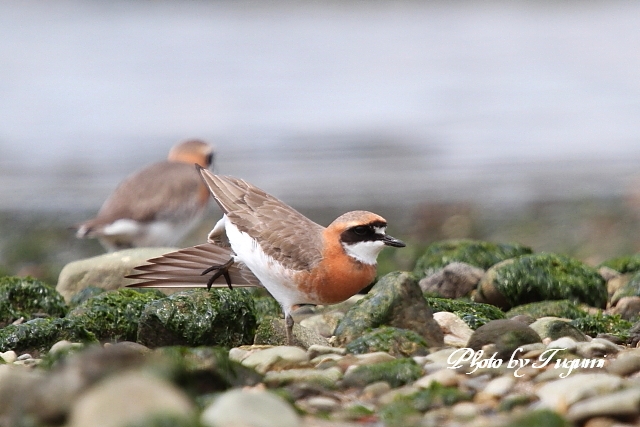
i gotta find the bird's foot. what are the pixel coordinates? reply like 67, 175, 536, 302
201, 258, 234, 290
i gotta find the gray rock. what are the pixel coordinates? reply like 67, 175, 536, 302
567, 387, 640, 421
334, 272, 444, 347
67, 372, 195, 427
201, 389, 301, 427
467, 319, 541, 359
241, 346, 309, 375
606, 349, 640, 376
529, 317, 589, 342
610, 296, 640, 320
418, 262, 484, 298
254, 317, 329, 348
57, 248, 177, 302
536, 373, 624, 410
575, 338, 621, 358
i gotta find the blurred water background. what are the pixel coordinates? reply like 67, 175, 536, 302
1, 0, 640, 281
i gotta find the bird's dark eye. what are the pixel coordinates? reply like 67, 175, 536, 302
352, 226, 368, 235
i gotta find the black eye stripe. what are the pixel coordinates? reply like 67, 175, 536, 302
340, 222, 387, 244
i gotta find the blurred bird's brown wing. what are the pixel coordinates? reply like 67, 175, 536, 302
126, 243, 261, 288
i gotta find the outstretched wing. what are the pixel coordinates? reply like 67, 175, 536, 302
126, 243, 261, 288
198, 168, 325, 271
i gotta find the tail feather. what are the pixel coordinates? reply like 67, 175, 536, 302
126, 243, 261, 289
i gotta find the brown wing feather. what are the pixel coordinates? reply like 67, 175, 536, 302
126, 243, 261, 288
198, 168, 325, 271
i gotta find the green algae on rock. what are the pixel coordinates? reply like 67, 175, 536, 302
346, 326, 430, 357
67, 288, 165, 342
413, 239, 532, 279
500, 409, 571, 427
528, 317, 588, 342
569, 312, 632, 342
333, 272, 443, 347
342, 358, 424, 388
475, 253, 607, 310
599, 254, 640, 274
151, 346, 263, 393
137, 289, 256, 348
379, 382, 472, 427
467, 319, 541, 360
506, 300, 589, 320
427, 297, 505, 330
0, 317, 97, 354
0, 276, 67, 327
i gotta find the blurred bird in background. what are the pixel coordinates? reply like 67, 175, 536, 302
74, 139, 214, 252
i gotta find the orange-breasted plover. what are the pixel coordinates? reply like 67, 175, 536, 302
128, 167, 405, 344
75, 139, 214, 252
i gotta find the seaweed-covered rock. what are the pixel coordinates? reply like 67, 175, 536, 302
67, 288, 165, 342
599, 254, 640, 274
151, 346, 263, 393
0, 318, 97, 355
419, 262, 484, 299
427, 297, 505, 330
56, 247, 177, 302
506, 300, 589, 320
528, 317, 588, 341
475, 253, 607, 310
345, 326, 430, 357
68, 286, 105, 308
467, 319, 541, 359
570, 312, 632, 342
379, 382, 472, 427
333, 272, 443, 347
0, 276, 67, 327
342, 358, 424, 388
413, 239, 532, 279
501, 409, 571, 427
137, 289, 256, 348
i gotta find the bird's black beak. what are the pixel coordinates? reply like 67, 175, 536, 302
382, 234, 406, 247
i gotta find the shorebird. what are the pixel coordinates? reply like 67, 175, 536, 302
75, 139, 214, 252
128, 168, 406, 345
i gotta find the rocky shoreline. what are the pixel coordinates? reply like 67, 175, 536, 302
1, 239, 640, 427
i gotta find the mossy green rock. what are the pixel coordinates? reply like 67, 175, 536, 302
137, 289, 256, 348
67, 288, 165, 342
475, 253, 607, 310
413, 239, 532, 279
346, 326, 430, 357
599, 254, 640, 274
506, 300, 589, 320
570, 312, 632, 341
0, 317, 97, 354
0, 276, 67, 327
152, 346, 263, 392
501, 409, 571, 427
467, 319, 541, 359
334, 272, 443, 347
379, 382, 472, 427
342, 358, 424, 388
427, 297, 505, 330
528, 317, 588, 341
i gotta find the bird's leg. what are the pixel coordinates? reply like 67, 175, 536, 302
201, 258, 234, 290
285, 313, 295, 346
